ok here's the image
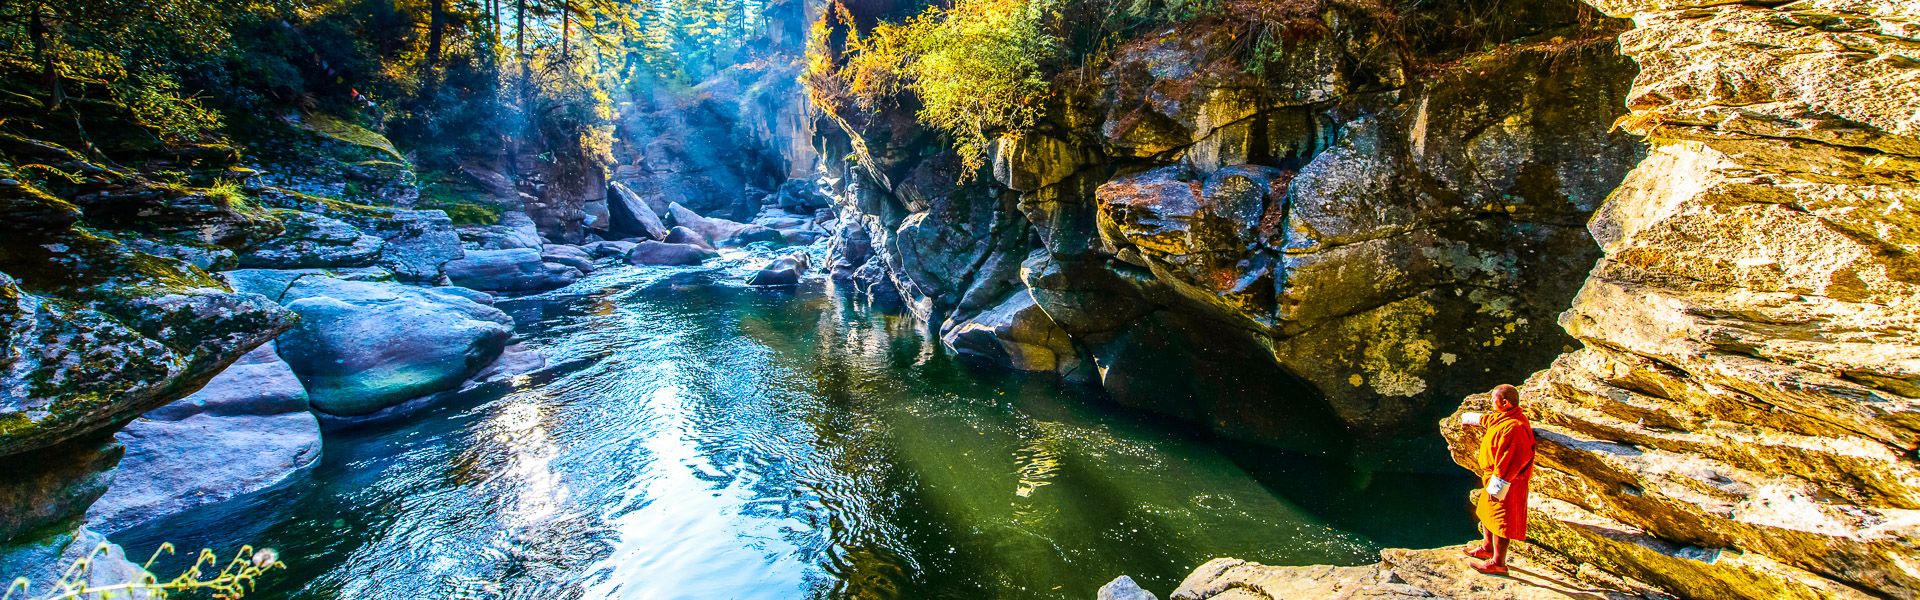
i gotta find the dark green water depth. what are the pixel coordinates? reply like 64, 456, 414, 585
117, 255, 1473, 599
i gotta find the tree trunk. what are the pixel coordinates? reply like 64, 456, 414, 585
561, 9, 570, 58
30, 1, 61, 111
516, 0, 530, 103
426, 0, 446, 75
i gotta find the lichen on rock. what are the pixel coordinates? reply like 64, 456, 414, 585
1428, 0, 1920, 597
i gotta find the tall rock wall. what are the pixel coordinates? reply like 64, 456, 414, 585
1442, 0, 1920, 597
814, 0, 1646, 443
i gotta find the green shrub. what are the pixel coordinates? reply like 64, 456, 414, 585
837, 0, 1062, 173
427, 201, 501, 226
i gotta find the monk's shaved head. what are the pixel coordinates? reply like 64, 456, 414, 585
1493, 384, 1520, 408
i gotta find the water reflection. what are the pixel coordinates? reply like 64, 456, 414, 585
116, 254, 1472, 599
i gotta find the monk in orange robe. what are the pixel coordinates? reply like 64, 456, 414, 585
1461, 383, 1535, 575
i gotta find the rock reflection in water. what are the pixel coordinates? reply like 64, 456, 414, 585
114, 259, 1470, 599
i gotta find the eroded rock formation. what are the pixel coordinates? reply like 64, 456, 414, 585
814, 0, 1645, 440
1431, 1, 1920, 597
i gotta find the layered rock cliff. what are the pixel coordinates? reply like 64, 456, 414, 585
1433, 0, 1920, 597
812, 0, 1646, 442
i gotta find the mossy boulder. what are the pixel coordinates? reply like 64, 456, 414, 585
239, 209, 385, 269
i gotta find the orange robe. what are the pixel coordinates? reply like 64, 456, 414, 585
1474, 405, 1536, 540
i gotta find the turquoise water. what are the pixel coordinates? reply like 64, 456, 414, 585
116, 253, 1472, 599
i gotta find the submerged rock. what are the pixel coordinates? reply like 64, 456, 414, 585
746, 252, 810, 286
275, 276, 513, 416
86, 342, 320, 534
314, 342, 547, 429
442, 248, 581, 292
626, 241, 718, 266
1098, 575, 1158, 600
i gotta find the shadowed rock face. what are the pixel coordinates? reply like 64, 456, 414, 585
0, 161, 296, 579
813, 0, 1644, 441
1433, 1, 1920, 598
86, 342, 321, 535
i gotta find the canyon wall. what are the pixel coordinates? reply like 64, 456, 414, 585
814, 0, 1646, 443
1435, 0, 1920, 597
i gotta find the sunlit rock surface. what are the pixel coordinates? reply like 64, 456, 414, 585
1424, 0, 1920, 598
814, 0, 1643, 437
275, 276, 512, 416
1168, 547, 1658, 599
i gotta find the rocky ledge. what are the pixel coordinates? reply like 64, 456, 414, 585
1166, 0, 1920, 597
1158, 547, 1659, 600
813, 0, 1646, 443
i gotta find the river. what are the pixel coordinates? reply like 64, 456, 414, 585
116, 250, 1473, 599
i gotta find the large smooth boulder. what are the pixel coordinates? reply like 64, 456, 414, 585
625, 241, 718, 266
940, 291, 1085, 378
608, 181, 671, 239
86, 342, 320, 534
770, 178, 833, 212
666, 202, 783, 247
275, 277, 513, 416
746, 252, 811, 286
540, 244, 596, 274
442, 248, 581, 292
664, 225, 716, 249
582, 240, 639, 258
239, 209, 384, 269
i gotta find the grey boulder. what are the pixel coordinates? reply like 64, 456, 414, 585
626, 241, 718, 266
443, 248, 581, 292
540, 244, 596, 274
1098, 576, 1158, 600
746, 252, 810, 286
664, 225, 715, 249
86, 342, 321, 534
239, 210, 384, 269
609, 181, 671, 239
358, 209, 465, 282
457, 210, 544, 250
582, 240, 639, 258
275, 277, 513, 416
667, 202, 782, 247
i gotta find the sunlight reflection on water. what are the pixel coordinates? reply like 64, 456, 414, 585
115, 251, 1471, 599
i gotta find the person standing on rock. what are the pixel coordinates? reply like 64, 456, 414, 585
1460, 383, 1535, 575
